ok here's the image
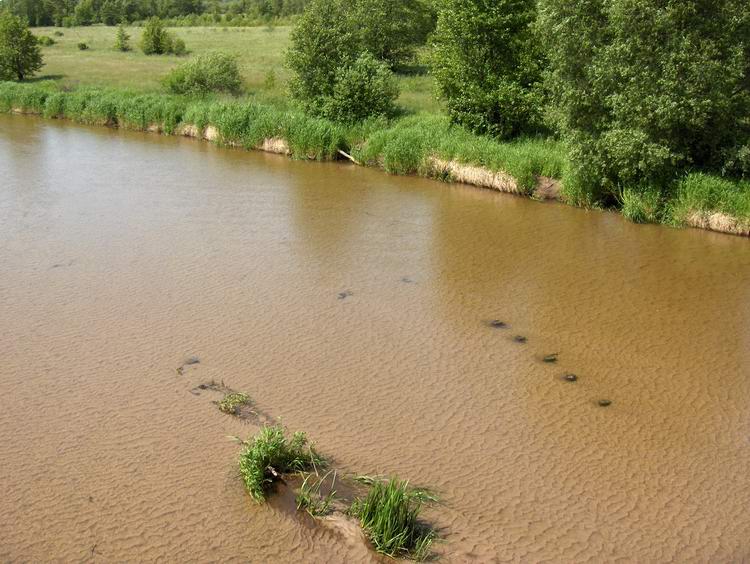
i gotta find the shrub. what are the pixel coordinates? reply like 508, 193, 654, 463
37, 35, 55, 46
114, 24, 130, 52
53, 30, 63, 37
287, 0, 433, 113
350, 478, 435, 561
620, 187, 663, 224
0, 12, 44, 81
141, 17, 184, 55
540, 0, 750, 206
238, 424, 323, 503
430, 0, 545, 139
164, 52, 241, 95
170, 37, 187, 56
77, 42, 89, 50
321, 52, 399, 123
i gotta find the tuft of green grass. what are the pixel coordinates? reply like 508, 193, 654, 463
296, 470, 337, 517
218, 392, 250, 415
669, 172, 750, 225
238, 424, 324, 503
350, 478, 436, 561
619, 187, 664, 224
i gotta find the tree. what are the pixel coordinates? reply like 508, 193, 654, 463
140, 16, 169, 54
73, 0, 95, 24
287, 0, 431, 116
114, 23, 130, 51
429, 0, 544, 139
286, 0, 359, 115
0, 12, 44, 82
539, 0, 750, 205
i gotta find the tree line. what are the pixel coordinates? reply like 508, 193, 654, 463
0, 0, 306, 26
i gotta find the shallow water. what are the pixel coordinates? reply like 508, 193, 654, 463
1, 113, 749, 563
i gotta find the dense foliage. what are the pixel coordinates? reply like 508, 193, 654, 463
1, 0, 307, 26
430, 0, 544, 139
539, 0, 750, 206
321, 52, 398, 123
287, 0, 433, 120
140, 16, 184, 54
0, 12, 43, 81
164, 51, 242, 95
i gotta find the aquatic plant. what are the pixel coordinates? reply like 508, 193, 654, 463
218, 392, 250, 415
296, 470, 337, 516
350, 478, 436, 561
238, 424, 324, 502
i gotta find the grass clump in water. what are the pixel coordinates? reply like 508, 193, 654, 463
238, 424, 324, 503
350, 477, 437, 561
218, 392, 250, 415
296, 469, 337, 517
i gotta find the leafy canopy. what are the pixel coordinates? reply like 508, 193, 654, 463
0, 12, 44, 82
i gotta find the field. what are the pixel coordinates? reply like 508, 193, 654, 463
32, 25, 441, 114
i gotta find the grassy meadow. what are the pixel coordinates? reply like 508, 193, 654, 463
31, 25, 441, 114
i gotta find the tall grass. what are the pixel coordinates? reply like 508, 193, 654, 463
354, 113, 566, 193
237, 424, 324, 503
350, 478, 436, 561
670, 173, 750, 224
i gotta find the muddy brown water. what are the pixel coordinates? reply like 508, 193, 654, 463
1, 113, 749, 563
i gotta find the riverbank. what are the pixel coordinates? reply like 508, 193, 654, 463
2, 81, 748, 237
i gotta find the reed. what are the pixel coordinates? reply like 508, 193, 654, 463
350, 478, 436, 561
238, 424, 324, 503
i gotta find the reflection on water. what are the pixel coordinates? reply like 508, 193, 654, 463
1, 114, 749, 563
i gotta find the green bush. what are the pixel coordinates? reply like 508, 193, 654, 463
140, 17, 184, 55
540, 0, 750, 206
0, 13, 44, 81
37, 35, 55, 46
287, 0, 433, 114
321, 52, 399, 123
430, 0, 545, 139
114, 24, 130, 52
170, 37, 187, 56
164, 52, 242, 95
77, 42, 89, 50
238, 424, 323, 503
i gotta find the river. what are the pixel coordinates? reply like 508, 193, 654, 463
1, 113, 749, 562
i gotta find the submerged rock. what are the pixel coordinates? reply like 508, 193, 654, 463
598, 399, 612, 407
488, 320, 507, 329
337, 290, 353, 300
563, 373, 578, 382
513, 335, 527, 343
542, 353, 559, 363
185, 356, 201, 365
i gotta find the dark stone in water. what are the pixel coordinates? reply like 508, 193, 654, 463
542, 353, 559, 363
598, 399, 612, 407
513, 335, 527, 343
563, 373, 578, 382
337, 290, 353, 300
489, 320, 507, 328
401, 277, 414, 284
185, 356, 200, 365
